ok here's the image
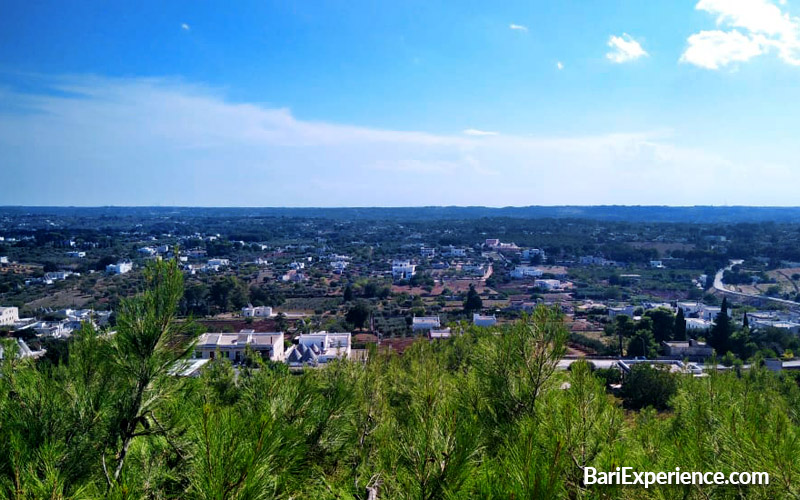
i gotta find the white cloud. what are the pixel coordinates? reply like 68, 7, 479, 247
606, 33, 649, 63
0, 74, 788, 206
680, 30, 765, 68
181, 23, 190, 31
509, 23, 528, 32
463, 128, 498, 136
682, 0, 800, 68
556, 61, 564, 70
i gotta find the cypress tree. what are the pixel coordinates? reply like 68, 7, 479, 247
709, 297, 733, 354
674, 307, 687, 341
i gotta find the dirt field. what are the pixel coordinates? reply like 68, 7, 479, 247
25, 289, 94, 310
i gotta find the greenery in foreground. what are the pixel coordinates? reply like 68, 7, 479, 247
2, 261, 800, 499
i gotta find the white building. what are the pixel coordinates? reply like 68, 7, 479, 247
392, 260, 416, 280
534, 279, 561, 291
44, 271, 76, 283
0, 306, 19, 326
445, 247, 467, 257
286, 332, 352, 366
242, 305, 274, 318
331, 261, 349, 274
522, 248, 546, 260
412, 316, 441, 332
472, 313, 497, 327
207, 258, 230, 270
662, 339, 713, 360
650, 260, 664, 268
750, 319, 800, 333
106, 262, 133, 275
194, 331, 285, 363
510, 266, 543, 279
429, 328, 452, 339
685, 318, 713, 331
608, 305, 636, 319
138, 247, 157, 256
66, 251, 86, 258
420, 247, 436, 258
676, 302, 703, 316
0, 338, 46, 360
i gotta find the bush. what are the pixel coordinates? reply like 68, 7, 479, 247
621, 363, 678, 411
594, 367, 621, 386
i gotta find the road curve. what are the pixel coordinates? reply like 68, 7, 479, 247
714, 259, 800, 308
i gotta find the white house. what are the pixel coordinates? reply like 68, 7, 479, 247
106, 262, 133, 275
44, 271, 76, 283
0, 306, 19, 326
392, 260, 416, 280
0, 256, 8, 264
445, 246, 467, 257
420, 247, 436, 258
0, 338, 46, 360
650, 260, 664, 268
194, 331, 285, 363
510, 266, 543, 279
534, 279, 561, 291
331, 261, 349, 274
207, 258, 230, 270
472, 313, 497, 327
138, 247, 157, 256
286, 332, 352, 366
685, 318, 713, 331
676, 302, 703, 316
66, 251, 86, 258
662, 339, 714, 360
608, 305, 636, 319
750, 319, 800, 333
242, 305, 274, 318
429, 328, 452, 339
697, 306, 730, 322
412, 316, 441, 332
522, 248, 546, 260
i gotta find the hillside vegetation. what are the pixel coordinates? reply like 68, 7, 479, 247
1, 260, 799, 499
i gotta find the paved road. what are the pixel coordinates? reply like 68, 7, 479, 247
714, 259, 800, 308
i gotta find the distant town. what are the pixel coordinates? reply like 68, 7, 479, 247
3, 206, 800, 375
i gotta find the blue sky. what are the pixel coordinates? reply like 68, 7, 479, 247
2, 0, 800, 206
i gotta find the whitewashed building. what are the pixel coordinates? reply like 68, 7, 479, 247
194, 331, 285, 363
392, 260, 416, 280
412, 316, 441, 332
286, 332, 352, 366
510, 266, 543, 279
472, 313, 497, 327
242, 305, 274, 318
0, 306, 19, 326
106, 262, 133, 275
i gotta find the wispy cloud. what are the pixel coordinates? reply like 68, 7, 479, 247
509, 23, 528, 32
463, 128, 499, 136
606, 33, 648, 63
556, 61, 564, 70
181, 23, 190, 31
681, 0, 800, 69
0, 74, 784, 206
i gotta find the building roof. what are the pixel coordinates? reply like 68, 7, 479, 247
412, 316, 441, 329
196, 331, 283, 349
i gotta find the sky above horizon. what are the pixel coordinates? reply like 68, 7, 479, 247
2, 0, 800, 207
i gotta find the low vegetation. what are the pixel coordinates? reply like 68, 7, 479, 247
2, 261, 799, 498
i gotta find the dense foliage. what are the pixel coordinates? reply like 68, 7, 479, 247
2, 261, 800, 498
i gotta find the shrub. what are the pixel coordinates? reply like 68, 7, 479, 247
621, 363, 678, 411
